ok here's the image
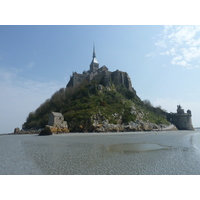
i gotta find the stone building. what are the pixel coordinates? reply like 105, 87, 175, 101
111, 70, 133, 91
167, 105, 194, 130
39, 112, 69, 135
66, 44, 100, 88
66, 44, 136, 93
48, 112, 67, 127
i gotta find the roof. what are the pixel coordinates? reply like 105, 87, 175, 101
51, 112, 63, 117
92, 57, 98, 64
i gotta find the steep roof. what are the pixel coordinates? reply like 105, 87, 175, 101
51, 112, 63, 117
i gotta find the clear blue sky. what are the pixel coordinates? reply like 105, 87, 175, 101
1, 25, 200, 133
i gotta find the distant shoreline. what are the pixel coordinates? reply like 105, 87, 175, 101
0, 132, 40, 136
0, 132, 17, 136
0, 124, 179, 136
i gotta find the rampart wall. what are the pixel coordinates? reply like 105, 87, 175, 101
168, 113, 194, 130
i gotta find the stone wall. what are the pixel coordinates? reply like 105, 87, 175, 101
111, 70, 134, 92
66, 67, 135, 93
169, 113, 194, 130
48, 112, 68, 128
66, 72, 88, 87
167, 106, 194, 130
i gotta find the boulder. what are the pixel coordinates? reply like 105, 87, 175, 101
39, 125, 69, 135
39, 125, 53, 135
14, 127, 20, 133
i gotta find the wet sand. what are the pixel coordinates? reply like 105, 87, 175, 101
0, 130, 200, 175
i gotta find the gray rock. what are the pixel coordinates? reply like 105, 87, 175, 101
14, 127, 20, 133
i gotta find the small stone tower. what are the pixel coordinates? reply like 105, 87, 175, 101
177, 105, 184, 114
90, 44, 99, 73
168, 105, 194, 130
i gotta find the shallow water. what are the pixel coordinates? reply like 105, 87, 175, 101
1, 131, 200, 175
108, 143, 171, 153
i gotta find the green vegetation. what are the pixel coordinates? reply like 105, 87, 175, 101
23, 79, 169, 131
142, 99, 169, 125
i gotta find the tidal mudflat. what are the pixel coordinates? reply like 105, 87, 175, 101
1, 131, 200, 175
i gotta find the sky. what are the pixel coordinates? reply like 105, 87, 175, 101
1, 25, 200, 133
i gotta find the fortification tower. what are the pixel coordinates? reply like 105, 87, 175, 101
167, 105, 194, 130
90, 44, 99, 73
177, 105, 184, 114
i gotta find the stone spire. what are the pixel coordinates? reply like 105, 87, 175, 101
90, 43, 99, 73
93, 43, 96, 59
92, 43, 98, 63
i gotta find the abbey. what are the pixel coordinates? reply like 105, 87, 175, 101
66, 45, 135, 93
167, 105, 194, 130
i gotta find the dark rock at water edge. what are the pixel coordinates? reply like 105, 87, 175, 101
39, 125, 69, 136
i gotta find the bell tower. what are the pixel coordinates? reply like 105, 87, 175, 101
90, 44, 99, 73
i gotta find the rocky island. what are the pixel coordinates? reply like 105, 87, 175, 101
21, 45, 193, 134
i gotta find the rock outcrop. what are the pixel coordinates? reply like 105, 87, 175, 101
89, 117, 171, 133
67, 117, 173, 133
14, 127, 20, 133
39, 125, 69, 135
66, 100, 171, 133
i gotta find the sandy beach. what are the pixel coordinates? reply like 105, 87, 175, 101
0, 130, 200, 175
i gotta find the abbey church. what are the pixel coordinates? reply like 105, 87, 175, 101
66, 45, 135, 93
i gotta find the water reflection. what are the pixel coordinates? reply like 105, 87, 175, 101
108, 143, 171, 153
